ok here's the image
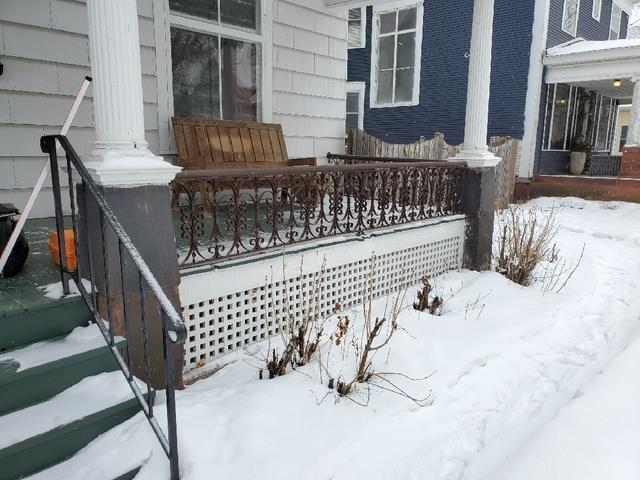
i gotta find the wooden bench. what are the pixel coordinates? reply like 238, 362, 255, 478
171, 117, 314, 169
171, 117, 316, 211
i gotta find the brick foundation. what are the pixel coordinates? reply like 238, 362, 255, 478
514, 175, 640, 204
619, 147, 640, 179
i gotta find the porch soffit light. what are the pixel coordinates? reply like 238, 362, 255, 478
613, 79, 622, 87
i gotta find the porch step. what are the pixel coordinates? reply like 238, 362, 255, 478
0, 296, 91, 353
0, 324, 126, 415
0, 371, 145, 480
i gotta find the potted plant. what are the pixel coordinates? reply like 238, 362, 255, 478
569, 135, 589, 175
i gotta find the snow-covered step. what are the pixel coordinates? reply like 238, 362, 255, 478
0, 324, 126, 415
0, 371, 145, 480
0, 296, 90, 352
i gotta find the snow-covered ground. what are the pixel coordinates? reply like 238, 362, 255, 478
31, 197, 640, 480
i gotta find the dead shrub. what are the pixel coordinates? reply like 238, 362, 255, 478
259, 258, 328, 379
494, 205, 559, 286
413, 275, 443, 315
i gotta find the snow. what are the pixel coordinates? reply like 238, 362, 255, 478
0, 371, 134, 450
0, 324, 108, 372
27, 198, 640, 480
39, 278, 92, 299
546, 37, 640, 56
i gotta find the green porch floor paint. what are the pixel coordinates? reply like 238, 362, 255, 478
112, 466, 143, 480
0, 396, 143, 480
0, 297, 90, 353
0, 217, 65, 317
0, 338, 127, 415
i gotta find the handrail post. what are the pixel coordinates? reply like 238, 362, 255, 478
43, 137, 71, 295
163, 311, 180, 480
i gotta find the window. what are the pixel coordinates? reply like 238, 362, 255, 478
542, 84, 578, 151
592, 0, 601, 21
346, 82, 365, 133
594, 96, 613, 150
370, 2, 423, 107
610, 2, 622, 39
348, 8, 366, 49
168, 0, 263, 122
562, 0, 580, 36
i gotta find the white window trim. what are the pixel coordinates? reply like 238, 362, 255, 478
561, 0, 580, 37
592, 0, 601, 21
542, 84, 577, 152
369, 0, 423, 109
346, 81, 366, 131
611, 104, 631, 155
609, 2, 622, 39
348, 7, 367, 50
154, 0, 273, 155
593, 95, 614, 151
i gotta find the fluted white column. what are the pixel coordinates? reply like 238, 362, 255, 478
85, 0, 180, 186
626, 76, 640, 148
454, 0, 500, 168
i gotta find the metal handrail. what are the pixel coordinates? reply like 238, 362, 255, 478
40, 134, 185, 479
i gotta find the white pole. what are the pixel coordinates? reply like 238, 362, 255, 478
0, 76, 92, 277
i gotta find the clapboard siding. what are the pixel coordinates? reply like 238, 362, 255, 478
547, 0, 630, 47
347, 0, 535, 146
0, 0, 159, 218
273, 0, 347, 159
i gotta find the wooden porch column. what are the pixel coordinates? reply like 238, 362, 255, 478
454, 0, 500, 168
81, 0, 184, 387
620, 75, 640, 178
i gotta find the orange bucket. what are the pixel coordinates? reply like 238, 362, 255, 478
49, 229, 77, 271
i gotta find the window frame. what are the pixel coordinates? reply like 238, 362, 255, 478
611, 104, 631, 155
609, 2, 622, 40
347, 7, 367, 49
592, 0, 601, 21
593, 95, 614, 151
541, 83, 578, 152
346, 81, 366, 133
155, 0, 273, 154
561, 0, 580, 37
369, 0, 423, 109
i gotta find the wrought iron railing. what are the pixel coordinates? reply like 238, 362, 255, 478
588, 153, 621, 177
171, 161, 465, 268
40, 135, 186, 479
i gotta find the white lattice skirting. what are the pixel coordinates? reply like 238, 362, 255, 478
179, 215, 466, 372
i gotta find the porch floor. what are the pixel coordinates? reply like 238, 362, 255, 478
514, 175, 640, 204
0, 218, 64, 317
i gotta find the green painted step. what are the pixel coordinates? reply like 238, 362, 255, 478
112, 466, 142, 480
0, 335, 127, 415
0, 297, 91, 353
0, 397, 142, 480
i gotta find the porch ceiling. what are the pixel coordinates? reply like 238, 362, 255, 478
544, 39, 640, 89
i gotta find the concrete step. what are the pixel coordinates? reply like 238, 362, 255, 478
0, 372, 145, 480
0, 297, 91, 353
0, 324, 125, 415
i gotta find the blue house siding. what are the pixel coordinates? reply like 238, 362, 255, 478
547, 0, 630, 48
347, 0, 534, 146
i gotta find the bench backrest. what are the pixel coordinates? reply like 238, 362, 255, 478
172, 117, 289, 169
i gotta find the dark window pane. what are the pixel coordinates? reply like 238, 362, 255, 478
396, 33, 415, 68
221, 0, 258, 31
543, 85, 554, 149
378, 36, 395, 69
348, 8, 362, 48
596, 98, 612, 150
221, 38, 258, 121
377, 70, 393, 104
169, 0, 218, 21
619, 125, 629, 151
346, 113, 359, 130
380, 12, 396, 34
394, 68, 413, 102
550, 84, 570, 150
346, 92, 359, 113
171, 27, 220, 118
397, 8, 416, 30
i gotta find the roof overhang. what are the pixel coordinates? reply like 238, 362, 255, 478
325, 0, 413, 8
543, 39, 640, 97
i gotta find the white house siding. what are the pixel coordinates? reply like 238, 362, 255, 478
0, 0, 160, 218
272, 0, 348, 160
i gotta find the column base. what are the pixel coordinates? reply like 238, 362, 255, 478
85, 148, 181, 187
454, 149, 501, 168
619, 146, 640, 179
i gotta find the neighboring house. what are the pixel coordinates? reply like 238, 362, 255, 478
345, 0, 637, 177
0, 0, 348, 217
